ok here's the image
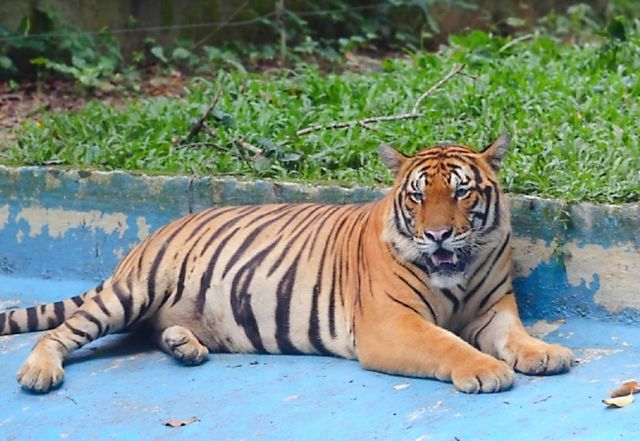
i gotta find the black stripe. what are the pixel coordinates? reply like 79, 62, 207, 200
95, 281, 104, 293
64, 321, 92, 340
40, 304, 46, 314
53, 301, 65, 323
187, 205, 259, 243
385, 292, 422, 316
481, 186, 493, 228
0, 312, 5, 334
133, 234, 159, 278
70, 296, 84, 307
308, 211, 338, 353
8, 311, 20, 333
275, 246, 306, 355
393, 192, 412, 238
26, 307, 38, 330
196, 226, 242, 314
394, 272, 437, 323
49, 336, 69, 350
354, 213, 372, 309
479, 274, 510, 310
222, 205, 298, 278
145, 218, 189, 318
113, 281, 133, 325
267, 206, 333, 277
342, 210, 370, 313
276, 204, 323, 234
492, 186, 501, 228
440, 288, 460, 313
171, 208, 264, 307
328, 257, 338, 339
229, 242, 280, 353
157, 289, 173, 311
469, 163, 484, 185
173, 255, 191, 307
94, 295, 111, 317
464, 233, 511, 303
75, 310, 105, 337
472, 311, 498, 349
325, 205, 363, 339
306, 205, 345, 260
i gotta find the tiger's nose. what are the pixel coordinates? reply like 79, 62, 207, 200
424, 227, 453, 243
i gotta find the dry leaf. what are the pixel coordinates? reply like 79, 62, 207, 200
603, 394, 634, 408
610, 380, 640, 398
163, 416, 199, 428
393, 383, 410, 391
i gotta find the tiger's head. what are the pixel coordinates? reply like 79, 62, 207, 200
380, 134, 510, 288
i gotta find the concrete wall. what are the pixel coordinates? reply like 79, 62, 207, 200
0, 165, 638, 323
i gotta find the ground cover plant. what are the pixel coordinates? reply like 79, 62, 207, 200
1, 6, 639, 204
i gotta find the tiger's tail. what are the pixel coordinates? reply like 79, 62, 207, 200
0, 281, 106, 336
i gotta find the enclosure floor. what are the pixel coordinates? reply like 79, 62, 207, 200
1, 277, 638, 441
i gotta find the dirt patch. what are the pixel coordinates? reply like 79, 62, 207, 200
0, 71, 190, 149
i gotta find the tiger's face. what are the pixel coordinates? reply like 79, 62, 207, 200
380, 134, 510, 288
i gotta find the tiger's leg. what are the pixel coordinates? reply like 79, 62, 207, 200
356, 308, 515, 393
461, 293, 575, 375
17, 280, 142, 393
157, 325, 209, 366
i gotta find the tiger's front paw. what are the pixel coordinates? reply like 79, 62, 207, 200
451, 354, 515, 394
504, 338, 575, 375
17, 354, 64, 393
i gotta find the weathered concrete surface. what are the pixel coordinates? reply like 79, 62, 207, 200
0, 165, 638, 323
1, 166, 639, 440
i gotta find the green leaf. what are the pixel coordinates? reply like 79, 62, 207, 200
150, 46, 168, 63
0, 56, 15, 70
172, 47, 192, 60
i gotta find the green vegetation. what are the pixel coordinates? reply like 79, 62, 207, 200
2, 5, 639, 204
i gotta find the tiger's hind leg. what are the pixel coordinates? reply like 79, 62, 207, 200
158, 325, 209, 366
17, 279, 146, 393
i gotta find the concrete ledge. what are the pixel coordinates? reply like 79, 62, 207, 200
1, 166, 638, 322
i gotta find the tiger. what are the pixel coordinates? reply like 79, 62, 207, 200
1, 134, 575, 394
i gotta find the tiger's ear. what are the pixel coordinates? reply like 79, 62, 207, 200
481, 133, 510, 172
378, 143, 408, 175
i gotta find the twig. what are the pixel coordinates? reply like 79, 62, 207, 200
296, 64, 466, 136
201, 123, 218, 138
182, 88, 222, 144
533, 395, 552, 404
410, 64, 466, 115
499, 33, 534, 53
235, 140, 264, 155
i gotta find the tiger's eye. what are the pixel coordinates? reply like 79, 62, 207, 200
454, 187, 470, 198
409, 191, 424, 203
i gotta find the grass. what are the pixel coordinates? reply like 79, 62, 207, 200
3, 28, 640, 204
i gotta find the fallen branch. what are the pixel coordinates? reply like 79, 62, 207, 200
182, 88, 223, 144
296, 64, 466, 136
235, 140, 264, 156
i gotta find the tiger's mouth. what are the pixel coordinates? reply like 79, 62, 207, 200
420, 248, 469, 275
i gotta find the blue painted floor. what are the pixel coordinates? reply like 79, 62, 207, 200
1, 277, 639, 441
